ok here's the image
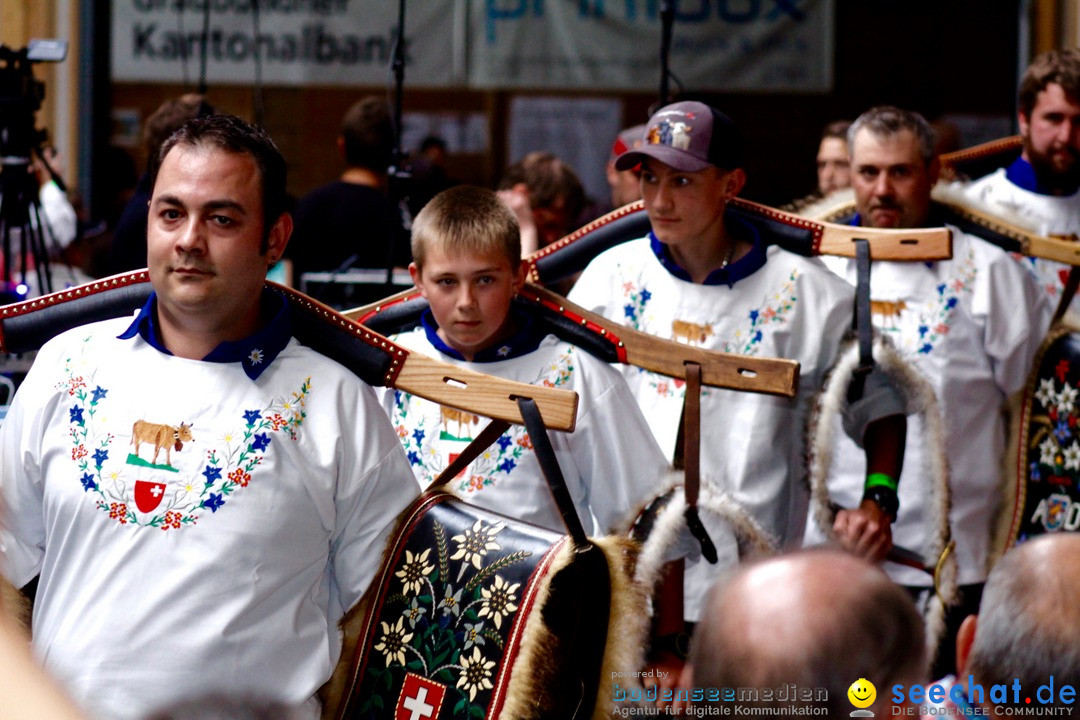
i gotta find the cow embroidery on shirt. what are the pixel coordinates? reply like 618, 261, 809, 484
61, 356, 312, 532
391, 346, 576, 494
130, 419, 193, 468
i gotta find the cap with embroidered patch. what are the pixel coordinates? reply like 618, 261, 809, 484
614, 101, 742, 173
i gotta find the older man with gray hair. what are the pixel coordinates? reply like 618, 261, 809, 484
804, 105, 1052, 675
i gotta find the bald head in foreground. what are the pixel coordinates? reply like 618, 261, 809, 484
683, 550, 926, 717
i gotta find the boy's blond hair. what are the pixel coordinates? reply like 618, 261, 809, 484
411, 186, 520, 270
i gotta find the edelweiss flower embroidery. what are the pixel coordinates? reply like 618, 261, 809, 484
456, 646, 495, 701
450, 520, 504, 570
395, 548, 434, 595
478, 575, 520, 629
374, 617, 413, 667
247, 348, 264, 365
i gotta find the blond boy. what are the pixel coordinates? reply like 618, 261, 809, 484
377, 186, 667, 535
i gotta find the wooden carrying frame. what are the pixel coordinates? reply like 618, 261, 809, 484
347, 284, 798, 399
523, 198, 952, 287
0, 272, 578, 432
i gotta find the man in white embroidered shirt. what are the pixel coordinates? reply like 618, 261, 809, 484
0, 114, 418, 719
962, 48, 1080, 310
807, 105, 1052, 675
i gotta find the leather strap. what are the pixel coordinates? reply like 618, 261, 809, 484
848, 238, 874, 402
426, 398, 589, 548
682, 362, 717, 564
516, 396, 589, 548
1054, 265, 1080, 325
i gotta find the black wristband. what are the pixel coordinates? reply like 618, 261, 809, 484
862, 485, 899, 522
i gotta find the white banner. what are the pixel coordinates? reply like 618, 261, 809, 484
111, 0, 833, 92
469, 0, 834, 92
110, 0, 461, 87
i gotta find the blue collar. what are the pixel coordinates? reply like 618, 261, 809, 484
117, 289, 293, 380
1005, 155, 1079, 196
648, 215, 767, 287
420, 306, 546, 362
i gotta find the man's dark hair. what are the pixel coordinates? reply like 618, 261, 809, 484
158, 113, 288, 249
1019, 49, 1080, 117
341, 96, 394, 172
821, 119, 851, 142
497, 151, 586, 225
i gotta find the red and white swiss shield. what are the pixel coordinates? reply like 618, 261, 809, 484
396, 672, 446, 720
134, 480, 168, 513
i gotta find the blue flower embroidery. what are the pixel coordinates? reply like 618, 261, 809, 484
497, 435, 513, 451
92, 448, 109, 466
918, 325, 928, 338
498, 458, 516, 474
946, 297, 958, 309
202, 465, 222, 486
69, 406, 84, 424
251, 434, 271, 452
1054, 420, 1070, 443
80, 473, 97, 492
91, 386, 108, 403
749, 309, 759, 323
407, 450, 421, 465
1030, 462, 1042, 482
243, 409, 262, 426
640, 289, 652, 302
623, 303, 636, 321
919, 343, 933, 355
203, 493, 225, 513
412, 428, 425, 444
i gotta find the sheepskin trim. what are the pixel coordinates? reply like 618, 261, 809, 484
320, 591, 375, 720
633, 472, 688, 593
796, 188, 857, 223
0, 577, 29, 637
614, 471, 682, 538
496, 539, 581, 720
590, 536, 650, 720
931, 181, 1047, 235
997, 386, 1030, 562
633, 473, 777, 595
807, 335, 959, 660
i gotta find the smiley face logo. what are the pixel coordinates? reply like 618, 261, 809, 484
847, 678, 876, 709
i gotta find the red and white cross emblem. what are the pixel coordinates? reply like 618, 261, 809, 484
134, 480, 167, 513
396, 673, 446, 720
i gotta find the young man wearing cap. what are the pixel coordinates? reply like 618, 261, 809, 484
568, 102, 905, 652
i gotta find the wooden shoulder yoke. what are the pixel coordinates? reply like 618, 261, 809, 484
524, 200, 952, 286
347, 284, 799, 398
0, 272, 577, 432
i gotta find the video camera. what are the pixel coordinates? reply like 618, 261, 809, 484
0, 39, 68, 301
0, 39, 67, 163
